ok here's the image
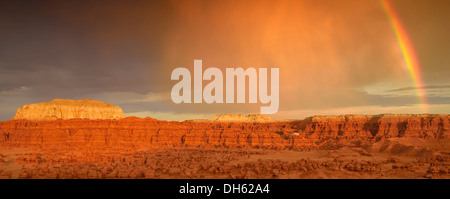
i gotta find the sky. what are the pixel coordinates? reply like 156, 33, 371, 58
0, 0, 449, 121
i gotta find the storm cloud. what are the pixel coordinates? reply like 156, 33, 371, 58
0, 0, 449, 121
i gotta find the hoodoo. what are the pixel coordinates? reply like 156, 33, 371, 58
12, 99, 125, 120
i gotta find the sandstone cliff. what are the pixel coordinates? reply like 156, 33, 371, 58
12, 99, 125, 120
1, 114, 448, 150
210, 114, 272, 122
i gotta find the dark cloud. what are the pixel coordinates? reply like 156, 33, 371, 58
0, 0, 449, 121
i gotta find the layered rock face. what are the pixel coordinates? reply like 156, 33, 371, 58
0, 114, 448, 150
303, 114, 450, 139
210, 114, 272, 122
0, 117, 296, 149
12, 99, 125, 120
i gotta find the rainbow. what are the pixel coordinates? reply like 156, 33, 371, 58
379, 0, 428, 113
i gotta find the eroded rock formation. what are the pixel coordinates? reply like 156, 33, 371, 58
210, 114, 272, 122
12, 99, 125, 120
1, 111, 449, 179
0, 114, 448, 150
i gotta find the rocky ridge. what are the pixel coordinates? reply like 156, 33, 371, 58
210, 114, 272, 122
0, 114, 448, 150
12, 99, 125, 120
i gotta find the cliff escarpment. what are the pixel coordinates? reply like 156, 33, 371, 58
1, 114, 448, 150
12, 99, 125, 120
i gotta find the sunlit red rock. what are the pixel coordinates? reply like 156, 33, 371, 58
1, 114, 448, 150
1, 100, 449, 179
